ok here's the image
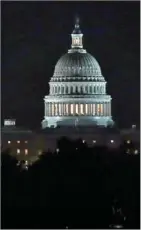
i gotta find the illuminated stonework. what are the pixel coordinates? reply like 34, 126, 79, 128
42, 18, 114, 128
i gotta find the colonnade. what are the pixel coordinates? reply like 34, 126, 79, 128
45, 102, 111, 116
50, 84, 106, 95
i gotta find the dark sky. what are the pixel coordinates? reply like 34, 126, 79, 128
2, 1, 140, 129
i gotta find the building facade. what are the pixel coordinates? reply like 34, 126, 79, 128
42, 18, 114, 128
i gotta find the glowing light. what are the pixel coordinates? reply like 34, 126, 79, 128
126, 149, 130, 154
66, 104, 69, 115
132, 124, 136, 129
4, 119, 16, 126
93, 140, 96, 143
134, 149, 138, 155
56, 148, 59, 153
100, 104, 103, 115
25, 160, 28, 165
111, 140, 114, 143
38, 150, 42, 155
82, 140, 85, 143
70, 104, 73, 115
97, 104, 100, 115
75, 104, 79, 114
127, 140, 130, 144
25, 140, 28, 144
59, 104, 61, 115
52, 103, 54, 116
25, 149, 28, 155
55, 103, 58, 116
17, 161, 20, 166
109, 224, 123, 229
17, 140, 20, 144
93, 104, 95, 115
8, 141, 11, 144
85, 104, 88, 114
17, 149, 20, 154
80, 104, 84, 115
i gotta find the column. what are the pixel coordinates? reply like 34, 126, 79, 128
108, 102, 110, 116
96, 103, 98, 116
45, 103, 47, 116
68, 103, 70, 115
49, 103, 52, 116
88, 104, 90, 115
51, 103, 53, 116
109, 102, 111, 116
107, 102, 109, 116
92, 104, 94, 115
90, 104, 92, 116
100, 103, 103, 116
56, 103, 58, 116
48, 103, 50, 116
106, 102, 108, 116
62, 103, 64, 116
103, 103, 105, 116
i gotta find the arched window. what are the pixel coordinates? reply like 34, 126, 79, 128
89, 86, 92, 94
76, 86, 78, 94
66, 86, 68, 94
101, 86, 103, 94
80, 86, 83, 94
58, 86, 60, 94
61, 86, 63, 94
70, 86, 73, 94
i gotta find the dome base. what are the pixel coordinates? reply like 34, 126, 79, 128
42, 116, 114, 129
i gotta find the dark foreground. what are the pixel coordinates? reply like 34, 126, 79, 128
2, 139, 140, 229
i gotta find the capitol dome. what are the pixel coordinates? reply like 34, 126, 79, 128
52, 52, 103, 80
42, 17, 114, 128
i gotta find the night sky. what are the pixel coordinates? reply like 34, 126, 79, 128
2, 1, 140, 129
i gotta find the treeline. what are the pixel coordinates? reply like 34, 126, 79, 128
1, 137, 140, 229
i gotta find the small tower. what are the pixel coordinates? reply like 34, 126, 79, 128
71, 16, 83, 49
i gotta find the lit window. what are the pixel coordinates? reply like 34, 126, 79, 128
100, 104, 103, 115
93, 140, 96, 143
38, 150, 42, 155
8, 141, 11, 144
85, 104, 88, 114
25, 140, 28, 144
58, 104, 61, 115
17, 149, 20, 154
66, 104, 69, 115
111, 140, 114, 143
52, 103, 54, 116
17, 140, 20, 144
93, 104, 95, 115
25, 160, 28, 165
25, 149, 28, 155
126, 149, 130, 154
76, 104, 79, 114
127, 140, 130, 144
97, 104, 100, 115
70, 104, 73, 115
134, 149, 138, 155
80, 104, 84, 115
54, 103, 56, 115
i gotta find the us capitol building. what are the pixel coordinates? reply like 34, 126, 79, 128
42, 18, 114, 128
2, 19, 139, 163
